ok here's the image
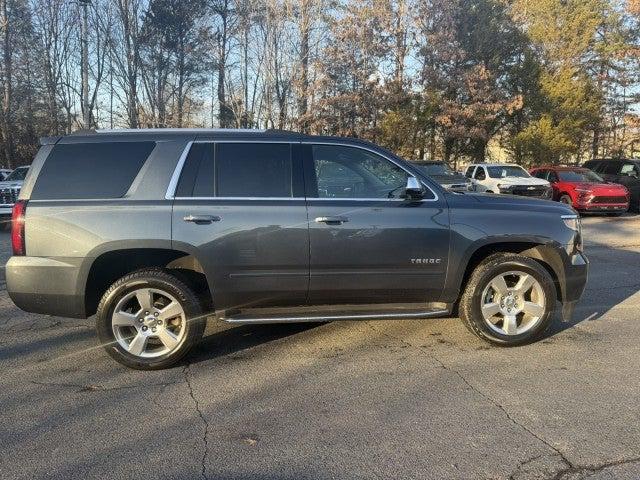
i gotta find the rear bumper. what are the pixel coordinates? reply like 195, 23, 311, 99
6, 256, 86, 318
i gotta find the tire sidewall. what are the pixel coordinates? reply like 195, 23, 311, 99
467, 259, 555, 345
560, 195, 572, 206
96, 273, 203, 369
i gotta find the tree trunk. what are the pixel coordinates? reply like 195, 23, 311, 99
217, 1, 232, 128
297, 0, 309, 132
0, 0, 13, 168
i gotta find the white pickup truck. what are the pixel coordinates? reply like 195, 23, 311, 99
465, 163, 552, 199
0, 166, 29, 217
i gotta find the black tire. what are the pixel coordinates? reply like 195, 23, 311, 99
96, 268, 206, 370
559, 194, 572, 206
459, 253, 556, 346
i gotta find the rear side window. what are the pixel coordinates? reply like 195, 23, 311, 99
216, 143, 292, 197
174, 142, 293, 198
601, 162, 620, 175
175, 143, 215, 197
583, 161, 599, 172
31, 142, 155, 200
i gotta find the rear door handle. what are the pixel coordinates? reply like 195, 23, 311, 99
183, 214, 221, 225
315, 216, 349, 225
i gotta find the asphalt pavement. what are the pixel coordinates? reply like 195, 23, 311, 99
1, 214, 640, 479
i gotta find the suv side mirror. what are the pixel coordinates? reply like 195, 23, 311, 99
405, 176, 424, 199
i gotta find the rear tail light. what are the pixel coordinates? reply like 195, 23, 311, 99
11, 200, 27, 256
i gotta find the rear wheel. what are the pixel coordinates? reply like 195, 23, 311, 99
96, 268, 206, 370
459, 253, 556, 346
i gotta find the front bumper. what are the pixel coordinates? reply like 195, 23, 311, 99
6, 256, 87, 318
442, 183, 471, 193
575, 202, 628, 212
0, 204, 13, 216
499, 186, 552, 199
559, 250, 588, 321
562, 251, 589, 303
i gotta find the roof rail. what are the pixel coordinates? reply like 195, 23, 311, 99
94, 128, 268, 134
70, 129, 97, 135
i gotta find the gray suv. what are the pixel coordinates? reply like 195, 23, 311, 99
7, 129, 588, 369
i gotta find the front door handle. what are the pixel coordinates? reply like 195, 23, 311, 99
183, 214, 221, 225
315, 216, 349, 225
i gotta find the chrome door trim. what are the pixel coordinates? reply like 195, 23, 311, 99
165, 139, 442, 202
165, 141, 193, 200
224, 309, 449, 324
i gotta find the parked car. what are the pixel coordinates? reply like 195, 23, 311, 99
0, 168, 12, 180
530, 166, 629, 215
583, 158, 640, 212
465, 163, 552, 199
410, 160, 471, 192
0, 165, 29, 218
7, 129, 587, 369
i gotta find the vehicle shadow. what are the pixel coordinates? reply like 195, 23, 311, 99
186, 321, 326, 365
544, 221, 640, 338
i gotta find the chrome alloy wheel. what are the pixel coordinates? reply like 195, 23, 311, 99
480, 270, 546, 336
111, 288, 187, 358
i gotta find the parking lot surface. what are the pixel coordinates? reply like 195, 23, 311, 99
1, 215, 640, 480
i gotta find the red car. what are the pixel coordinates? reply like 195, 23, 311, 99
530, 166, 629, 214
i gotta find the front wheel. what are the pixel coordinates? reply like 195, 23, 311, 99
96, 268, 206, 369
459, 253, 556, 346
559, 194, 572, 206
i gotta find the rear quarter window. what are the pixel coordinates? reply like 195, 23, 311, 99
30, 142, 155, 200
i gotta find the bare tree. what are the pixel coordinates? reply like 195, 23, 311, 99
0, 0, 13, 167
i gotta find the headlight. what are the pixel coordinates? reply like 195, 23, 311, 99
562, 214, 583, 251
497, 184, 513, 191
562, 214, 580, 231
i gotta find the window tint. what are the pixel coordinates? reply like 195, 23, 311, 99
31, 142, 155, 200
486, 165, 530, 178
474, 167, 486, 180
417, 163, 456, 176
216, 143, 292, 198
590, 162, 605, 173
5, 166, 29, 181
601, 162, 620, 175
557, 170, 602, 183
175, 143, 215, 197
548, 171, 559, 182
312, 145, 432, 199
465, 166, 475, 178
531, 169, 546, 179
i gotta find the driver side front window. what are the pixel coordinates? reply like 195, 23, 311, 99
312, 145, 417, 199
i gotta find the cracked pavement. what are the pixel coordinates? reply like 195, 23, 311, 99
1, 215, 640, 479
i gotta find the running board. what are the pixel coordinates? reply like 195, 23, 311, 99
222, 309, 449, 325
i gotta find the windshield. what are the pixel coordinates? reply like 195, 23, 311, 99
486, 166, 530, 179
557, 170, 603, 183
415, 163, 456, 176
5, 167, 28, 181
